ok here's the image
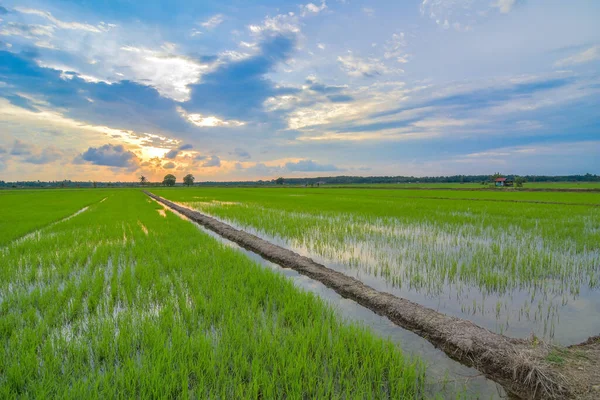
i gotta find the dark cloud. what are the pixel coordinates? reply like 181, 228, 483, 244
164, 149, 179, 159
0, 6, 7, 15
201, 155, 221, 167
76, 144, 139, 169
327, 94, 354, 103
5, 94, 40, 112
184, 34, 299, 121
0, 146, 6, 154
285, 159, 341, 172
10, 139, 34, 156
231, 147, 251, 160
163, 161, 176, 169
309, 83, 346, 94
194, 154, 208, 161
164, 144, 193, 159
0, 50, 189, 137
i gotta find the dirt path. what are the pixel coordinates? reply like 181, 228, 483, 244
146, 191, 599, 399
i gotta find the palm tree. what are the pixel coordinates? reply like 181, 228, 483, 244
139, 175, 147, 186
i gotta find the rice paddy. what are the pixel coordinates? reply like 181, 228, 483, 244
154, 187, 600, 344
1, 189, 428, 398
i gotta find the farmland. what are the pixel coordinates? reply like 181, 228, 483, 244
154, 187, 600, 344
3, 186, 599, 398
1, 190, 428, 398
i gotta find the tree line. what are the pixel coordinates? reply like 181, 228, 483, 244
1, 173, 598, 188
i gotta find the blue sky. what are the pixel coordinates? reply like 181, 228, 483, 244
0, 0, 598, 181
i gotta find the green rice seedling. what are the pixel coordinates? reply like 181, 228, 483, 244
154, 187, 600, 343
1, 190, 427, 398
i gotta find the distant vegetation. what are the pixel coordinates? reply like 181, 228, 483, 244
1, 173, 598, 188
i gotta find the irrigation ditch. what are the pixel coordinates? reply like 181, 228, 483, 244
145, 191, 599, 399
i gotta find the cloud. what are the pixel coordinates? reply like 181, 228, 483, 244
76, 144, 139, 168
362, 8, 375, 17
0, 6, 8, 15
200, 14, 224, 30
163, 143, 193, 159
231, 148, 251, 160
0, 22, 55, 40
164, 149, 179, 159
285, 159, 341, 172
184, 33, 298, 121
554, 45, 600, 68
4, 94, 40, 112
163, 161, 176, 169
0, 146, 6, 154
14, 7, 106, 33
384, 33, 410, 64
493, 0, 518, 14
201, 155, 221, 167
248, 14, 300, 36
301, 2, 327, 17
116, 46, 213, 102
23, 146, 63, 164
10, 139, 34, 156
178, 108, 246, 127
327, 94, 354, 102
337, 53, 395, 77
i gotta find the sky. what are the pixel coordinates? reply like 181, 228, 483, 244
0, 0, 599, 182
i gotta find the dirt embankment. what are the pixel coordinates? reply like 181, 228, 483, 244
146, 191, 599, 399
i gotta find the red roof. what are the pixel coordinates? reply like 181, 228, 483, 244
495, 177, 507, 182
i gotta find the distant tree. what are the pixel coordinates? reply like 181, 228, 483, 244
515, 176, 526, 188
139, 175, 147, 186
183, 174, 195, 187
93, 181, 97, 188
163, 174, 176, 187
275, 177, 285, 185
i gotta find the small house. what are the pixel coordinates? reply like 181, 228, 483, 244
494, 177, 513, 187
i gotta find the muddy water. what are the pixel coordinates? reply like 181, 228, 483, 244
155, 200, 505, 399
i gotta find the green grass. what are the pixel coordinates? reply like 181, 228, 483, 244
0, 189, 109, 245
317, 182, 600, 190
0, 189, 426, 398
153, 187, 600, 341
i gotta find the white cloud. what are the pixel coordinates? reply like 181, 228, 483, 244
362, 8, 375, 17
0, 23, 55, 39
554, 45, 600, 67
14, 7, 109, 33
384, 33, 411, 63
200, 14, 224, 30
337, 53, 397, 77
178, 107, 246, 127
301, 2, 327, 17
117, 46, 213, 101
492, 0, 517, 14
248, 13, 300, 36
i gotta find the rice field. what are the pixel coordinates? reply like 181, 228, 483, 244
154, 187, 600, 344
1, 189, 428, 398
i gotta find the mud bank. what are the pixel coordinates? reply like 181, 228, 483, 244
146, 191, 586, 399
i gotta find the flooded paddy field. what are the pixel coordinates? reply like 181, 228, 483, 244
1, 190, 431, 398
154, 187, 600, 346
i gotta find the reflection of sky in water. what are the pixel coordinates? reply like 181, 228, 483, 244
171, 208, 505, 399
186, 201, 600, 345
